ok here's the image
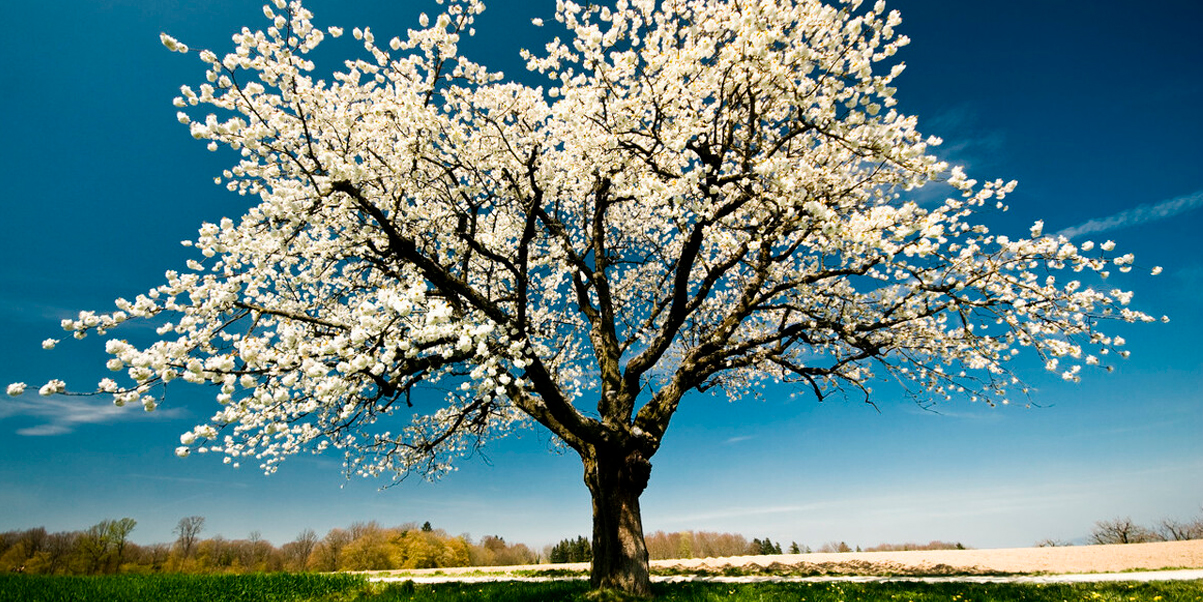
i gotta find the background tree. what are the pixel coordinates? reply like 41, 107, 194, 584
748, 537, 782, 556
864, 540, 964, 552
818, 541, 853, 553
0, 527, 46, 573
282, 528, 319, 571
1158, 518, 1203, 542
144, 542, 172, 572
306, 528, 349, 572
549, 535, 593, 564
1035, 538, 1072, 548
339, 522, 391, 570
174, 516, 205, 560
107, 518, 137, 570
1157, 508, 1203, 541
1090, 517, 1159, 545
41, 531, 80, 574
643, 530, 754, 560
78, 521, 115, 574
75, 519, 137, 574
246, 530, 272, 571
15, 0, 1160, 595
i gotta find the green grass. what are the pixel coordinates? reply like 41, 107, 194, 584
0, 572, 366, 602
3, 574, 1202, 602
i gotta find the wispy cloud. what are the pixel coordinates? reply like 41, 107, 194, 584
1056, 189, 1203, 239
905, 106, 1008, 207
0, 395, 182, 436
126, 473, 250, 488
723, 435, 754, 445
922, 106, 1006, 165
655, 504, 816, 526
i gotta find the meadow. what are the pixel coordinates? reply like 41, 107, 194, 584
4, 574, 1203, 602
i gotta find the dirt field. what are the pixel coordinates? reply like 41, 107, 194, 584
379, 540, 1203, 578
658, 539, 1203, 575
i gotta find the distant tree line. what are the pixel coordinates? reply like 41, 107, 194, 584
0, 518, 139, 575
555, 531, 966, 562
644, 532, 793, 560
1089, 511, 1203, 545
547, 536, 592, 563
862, 541, 966, 552
1, 517, 537, 575
643, 531, 754, 560
11, 509, 1196, 575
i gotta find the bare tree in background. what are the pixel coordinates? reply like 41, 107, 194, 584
174, 516, 205, 559
283, 528, 319, 571
1158, 514, 1203, 541
1090, 517, 1158, 544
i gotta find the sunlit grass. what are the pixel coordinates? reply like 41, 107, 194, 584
0, 573, 366, 602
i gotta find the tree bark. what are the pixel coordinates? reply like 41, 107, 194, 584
582, 444, 653, 597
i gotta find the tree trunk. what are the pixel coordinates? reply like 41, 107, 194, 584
582, 445, 653, 597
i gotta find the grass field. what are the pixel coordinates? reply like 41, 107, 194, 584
0, 573, 365, 602
3, 574, 1202, 601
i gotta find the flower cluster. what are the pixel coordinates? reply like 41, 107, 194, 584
11, 0, 1156, 479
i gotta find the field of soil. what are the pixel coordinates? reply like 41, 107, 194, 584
380, 540, 1203, 578
657, 539, 1203, 575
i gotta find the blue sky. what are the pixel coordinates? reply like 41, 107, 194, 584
1, 0, 1200, 551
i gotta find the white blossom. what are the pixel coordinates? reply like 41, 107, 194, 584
38, 379, 66, 397
17, 0, 1155, 494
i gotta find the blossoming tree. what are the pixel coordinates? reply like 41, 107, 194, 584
10, 0, 1158, 595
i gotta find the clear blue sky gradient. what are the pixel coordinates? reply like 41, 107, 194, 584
1, 0, 1200, 551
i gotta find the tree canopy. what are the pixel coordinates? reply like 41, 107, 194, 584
9, 0, 1158, 594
